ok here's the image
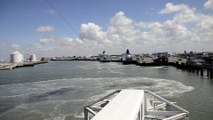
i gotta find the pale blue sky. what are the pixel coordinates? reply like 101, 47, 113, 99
0, 0, 212, 59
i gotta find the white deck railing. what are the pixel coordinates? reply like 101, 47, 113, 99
84, 89, 189, 120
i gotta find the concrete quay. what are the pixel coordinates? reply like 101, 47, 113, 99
0, 63, 16, 70
0, 61, 48, 70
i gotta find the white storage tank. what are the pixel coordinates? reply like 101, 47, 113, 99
10, 51, 24, 63
30, 54, 37, 62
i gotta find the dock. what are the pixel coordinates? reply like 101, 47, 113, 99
84, 89, 189, 120
169, 61, 213, 79
0, 63, 16, 70
34, 51, 213, 79
0, 61, 48, 70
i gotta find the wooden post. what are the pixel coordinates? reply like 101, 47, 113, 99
188, 67, 191, 72
196, 68, 199, 75
210, 68, 213, 79
200, 68, 203, 76
207, 68, 210, 77
211, 62, 213, 79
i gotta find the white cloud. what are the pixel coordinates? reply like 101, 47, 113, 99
204, 0, 213, 9
39, 38, 55, 45
36, 36, 84, 49
47, 9, 57, 15
79, 23, 105, 44
159, 3, 189, 14
31, 37, 88, 57
162, 20, 198, 43
0, 42, 6, 52
159, 2, 197, 24
136, 22, 146, 29
30, 3, 213, 57
0, 42, 6, 47
11, 44, 21, 51
106, 11, 140, 45
194, 14, 213, 42
36, 25, 55, 32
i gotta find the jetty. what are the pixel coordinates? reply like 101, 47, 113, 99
167, 52, 213, 79
122, 49, 137, 64
0, 61, 48, 70
0, 63, 16, 70
169, 59, 213, 79
84, 89, 189, 120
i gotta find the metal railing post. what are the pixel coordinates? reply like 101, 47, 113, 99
84, 107, 89, 120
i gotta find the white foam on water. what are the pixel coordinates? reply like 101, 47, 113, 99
135, 77, 194, 98
0, 76, 194, 120
0, 76, 194, 100
1, 99, 83, 120
86, 77, 194, 101
47, 101, 64, 120
107, 68, 125, 74
155, 66, 164, 68
88, 89, 117, 101
0, 78, 78, 98
76, 76, 194, 118
74, 112, 84, 119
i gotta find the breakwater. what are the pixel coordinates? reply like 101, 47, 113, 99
0, 61, 48, 70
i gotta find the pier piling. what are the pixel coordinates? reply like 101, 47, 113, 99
196, 68, 199, 75
200, 69, 203, 76
210, 68, 213, 79
171, 62, 213, 79
192, 68, 194, 73
207, 69, 210, 77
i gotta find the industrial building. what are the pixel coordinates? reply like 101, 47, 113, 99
10, 51, 24, 63
29, 54, 37, 62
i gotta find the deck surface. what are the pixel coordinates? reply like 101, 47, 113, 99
92, 89, 144, 120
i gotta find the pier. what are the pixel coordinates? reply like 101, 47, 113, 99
0, 61, 48, 70
0, 63, 16, 70
170, 63, 213, 79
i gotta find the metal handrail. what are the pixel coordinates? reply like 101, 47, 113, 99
84, 90, 189, 120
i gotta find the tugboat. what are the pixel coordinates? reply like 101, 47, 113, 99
122, 49, 137, 64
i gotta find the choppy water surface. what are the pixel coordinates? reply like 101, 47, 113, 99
0, 61, 213, 120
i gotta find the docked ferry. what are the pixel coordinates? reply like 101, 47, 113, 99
122, 49, 137, 64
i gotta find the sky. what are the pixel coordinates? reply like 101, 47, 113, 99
0, 0, 213, 60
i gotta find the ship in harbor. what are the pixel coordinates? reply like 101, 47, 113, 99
153, 52, 169, 65
98, 51, 111, 62
122, 49, 137, 64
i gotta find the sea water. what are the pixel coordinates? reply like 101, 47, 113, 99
0, 61, 213, 120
